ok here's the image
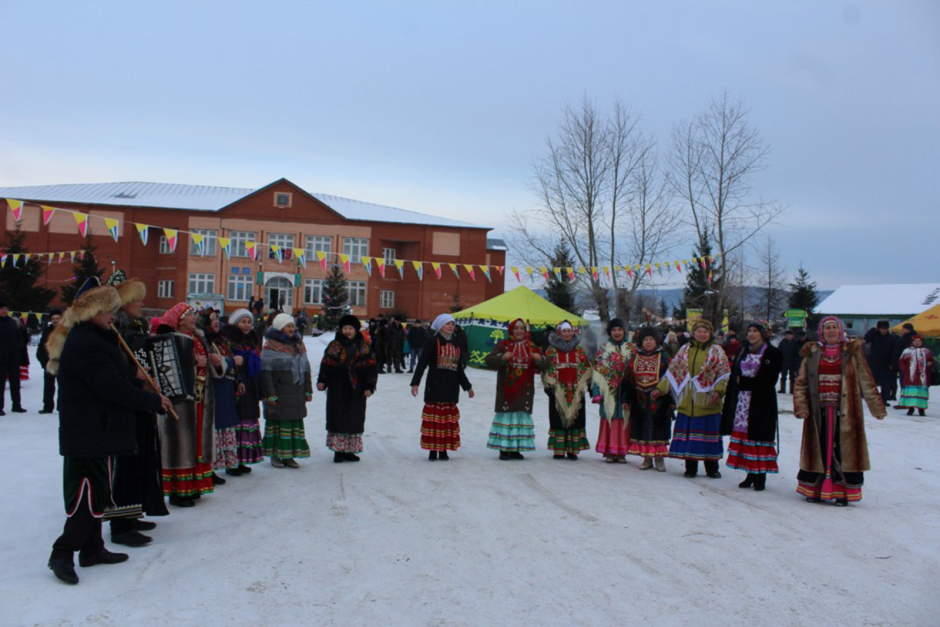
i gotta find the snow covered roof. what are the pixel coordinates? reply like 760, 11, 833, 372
486, 238, 507, 250
817, 283, 940, 316
0, 181, 487, 229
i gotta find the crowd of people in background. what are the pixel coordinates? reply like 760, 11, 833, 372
0, 280, 935, 586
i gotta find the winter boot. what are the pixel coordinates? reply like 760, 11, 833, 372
907, 408, 915, 416
499, 452, 511, 460
510, 452, 525, 460
738, 474, 755, 489
48, 556, 79, 584
704, 460, 721, 479
566, 452, 578, 460
211, 472, 226, 485
111, 530, 152, 547
79, 548, 129, 567
344, 453, 361, 462
428, 451, 438, 461
334, 452, 344, 463
639, 458, 653, 470
684, 460, 698, 478
439, 451, 449, 461
654, 457, 666, 472
919, 409, 926, 417
753, 474, 767, 491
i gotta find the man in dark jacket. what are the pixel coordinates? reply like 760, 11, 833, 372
865, 320, 898, 406
406, 320, 427, 373
0, 300, 26, 415
777, 329, 801, 394
374, 319, 390, 374
387, 318, 405, 373
37, 309, 64, 414
46, 286, 171, 585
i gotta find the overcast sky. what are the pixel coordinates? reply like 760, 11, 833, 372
1, 0, 937, 290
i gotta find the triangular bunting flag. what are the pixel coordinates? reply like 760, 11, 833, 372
191, 232, 205, 255
294, 248, 306, 268
511, 266, 521, 283
449, 263, 460, 279
481, 265, 491, 282
246, 241, 257, 260
362, 256, 373, 277
540, 267, 549, 281
6, 198, 23, 222
316, 251, 327, 271
395, 259, 405, 279
164, 228, 178, 253
463, 264, 476, 281
135, 224, 149, 246
104, 217, 120, 242
567, 267, 575, 281
0, 255, 7, 267
12, 254, 21, 267
376, 258, 386, 278
655, 262, 662, 276
218, 237, 231, 259
412, 261, 423, 280
271, 244, 283, 262
552, 267, 562, 282
525, 267, 534, 278
42, 205, 56, 225
431, 262, 442, 279
74, 212, 89, 237
339, 254, 350, 274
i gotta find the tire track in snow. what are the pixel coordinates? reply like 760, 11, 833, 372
332, 472, 348, 517
520, 473, 598, 522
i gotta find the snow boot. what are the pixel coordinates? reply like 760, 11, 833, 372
169, 495, 195, 508
566, 452, 578, 460
834, 498, 849, 507
211, 472, 226, 485
334, 452, 344, 463
429, 451, 438, 461
499, 452, 511, 461
753, 474, 767, 491
439, 451, 449, 461
344, 453, 361, 462
639, 458, 653, 470
919, 409, 926, 417
271, 456, 285, 468
907, 408, 915, 416
111, 530, 152, 547
553, 454, 565, 460
510, 452, 525, 460
133, 520, 157, 531
704, 460, 721, 479
684, 460, 698, 478
738, 474, 755, 489
654, 457, 666, 472
282, 458, 299, 468
225, 466, 244, 476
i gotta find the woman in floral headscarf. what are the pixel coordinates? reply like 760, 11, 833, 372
484, 318, 546, 460
542, 321, 593, 460
654, 318, 730, 478
897, 334, 935, 417
794, 316, 886, 506
196, 309, 241, 483
621, 327, 673, 471
220, 309, 264, 474
591, 318, 635, 464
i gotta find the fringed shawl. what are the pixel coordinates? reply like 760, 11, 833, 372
592, 339, 636, 423
542, 332, 593, 426
666, 340, 731, 406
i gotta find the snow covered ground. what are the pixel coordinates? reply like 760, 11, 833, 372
1, 337, 938, 626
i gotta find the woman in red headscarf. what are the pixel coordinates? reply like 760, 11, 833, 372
484, 319, 546, 460
794, 316, 886, 506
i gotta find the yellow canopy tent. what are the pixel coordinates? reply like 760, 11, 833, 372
452, 285, 588, 367
892, 303, 940, 336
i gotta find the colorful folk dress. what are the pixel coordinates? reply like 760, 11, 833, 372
484, 329, 545, 453
208, 335, 240, 472
796, 345, 865, 502
897, 345, 934, 410
622, 349, 673, 458
260, 333, 313, 460
725, 345, 779, 474
542, 334, 593, 454
318, 335, 378, 454
592, 339, 635, 459
410, 333, 473, 452
664, 340, 730, 461
226, 329, 265, 466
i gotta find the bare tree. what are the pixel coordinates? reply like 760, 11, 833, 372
668, 92, 785, 326
751, 234, 788, 326
510, 96, 679, 323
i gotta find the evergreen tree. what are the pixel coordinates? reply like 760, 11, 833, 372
679, 233, 723, 327
659, 298, 669, 320
544, 241, 578, 315
60, 238, 103, 304
0, 225, 56, 317
321, 264, 351, 330
788, 263, 820, 331
449, 292, 464, 313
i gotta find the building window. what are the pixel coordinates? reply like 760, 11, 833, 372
230, 231, 257, 258
159, 236, 173, 254
188, 273, 216, 294
382, 247, 396, 264
268, 233, 295, 260
380, 290, 394, 309
304, 279, 324, 305
227, 274, 253, 301
274, 192, 292, 207
305, 235, 332, 259
343, 237, 368, 264
157, 280, 174, 299
348, 281, 366, 307
189, 229, 218, 256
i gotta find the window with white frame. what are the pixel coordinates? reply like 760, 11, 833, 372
159, 236, 173, 254
189, 229, 218, 256
157, 280, 174, 299
304, 279, 324, 305
268, 233, 295, 260
380, 290, 394, 309
188, 273, 216, 294
227, 274, 253, 301
347, 281, 366, 307
229, 231, 256, 258
305, 235, 332, 259
382, 247, 396, 264
343, 237, 368, 263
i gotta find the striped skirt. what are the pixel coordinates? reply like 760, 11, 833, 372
897, 385, 929, 410
726, 428, 778, 474
487, 411, 536, 452
595, 418, 630, 456
262, 419, 311, 459
421, 402, 461, 451
668, 412, 723, 460
235, 417, 264, 465
548, 428, 590, 454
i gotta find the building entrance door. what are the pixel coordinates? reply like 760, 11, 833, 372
266, 276, 293, 312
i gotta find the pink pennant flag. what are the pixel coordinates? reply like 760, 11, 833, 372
41, 205, 56, 225
431, 262, 442, 279
73, 213, 89, 237
6, 198, 23, 222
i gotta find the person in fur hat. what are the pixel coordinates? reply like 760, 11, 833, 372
317, 314, 378, 463
621, 327, 674, 471
104, 276, 169, 545
45, 285, 172, 585
591, 318, 635, 464
794, 316, 886, 506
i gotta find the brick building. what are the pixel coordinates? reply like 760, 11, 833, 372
0, 179, 506, 319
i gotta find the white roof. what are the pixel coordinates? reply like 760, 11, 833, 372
817, 283, 940, 316
0, 181, 486, 229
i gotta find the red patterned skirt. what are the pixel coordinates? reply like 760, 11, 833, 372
726, 427, 779, 474
420, 402, 461, 451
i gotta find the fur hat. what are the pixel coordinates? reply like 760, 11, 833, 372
115, 278, 146, 307
634, 326, 661, 347
338, 314, 361, 330
606, 318, 626, 337
691, 318, 715, 335
272, 313, 294, 331
46, 285, 122, 375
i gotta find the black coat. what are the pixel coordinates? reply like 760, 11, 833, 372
36, 324, 56, 368
0, 316, 21, 367
407, 325, 427, 350
57, 322, 163, 457
777, 337, 800, 371
317, 336, 378, 434
892, 332, 915, 370
410, 334, 472, 403
864, 328, 897, 373
720, 343, 783, 441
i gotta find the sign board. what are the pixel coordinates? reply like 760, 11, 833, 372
784, 309, 808, 328
187, 293, 225, 314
